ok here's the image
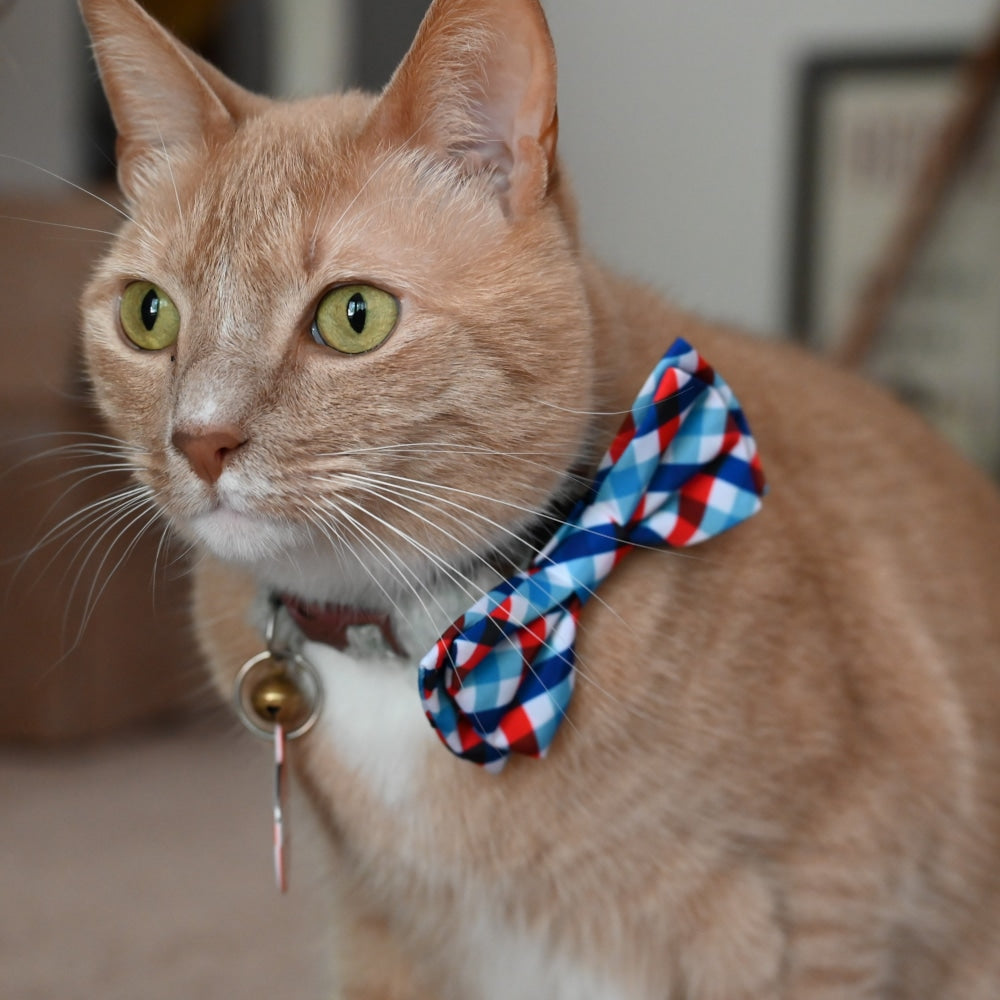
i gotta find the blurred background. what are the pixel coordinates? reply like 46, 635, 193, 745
1, 1, 998, 997
2, 0, 997, 332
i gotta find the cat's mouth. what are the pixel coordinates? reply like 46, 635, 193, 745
162, 459, 305, 563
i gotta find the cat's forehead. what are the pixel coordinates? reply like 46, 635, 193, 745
185, 97, 377, 258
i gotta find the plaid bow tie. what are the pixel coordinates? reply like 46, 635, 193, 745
418, 338, 766, 770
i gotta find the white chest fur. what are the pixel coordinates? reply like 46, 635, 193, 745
303, 638, 436, 809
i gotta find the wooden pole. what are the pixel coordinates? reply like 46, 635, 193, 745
834, 13, 1000, 369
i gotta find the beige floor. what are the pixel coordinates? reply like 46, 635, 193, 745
2, 711, 333, 1000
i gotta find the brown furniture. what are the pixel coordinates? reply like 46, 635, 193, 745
0, 192, 192, 741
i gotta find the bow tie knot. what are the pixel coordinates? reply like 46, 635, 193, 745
419, 339, 765, 770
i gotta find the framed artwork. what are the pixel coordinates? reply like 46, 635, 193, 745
788, 49, 1000, 476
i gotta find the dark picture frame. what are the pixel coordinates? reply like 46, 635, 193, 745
787, 47, 1000, 475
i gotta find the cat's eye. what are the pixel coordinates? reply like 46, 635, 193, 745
119, 281, 181, 351
311, 284, 399, 354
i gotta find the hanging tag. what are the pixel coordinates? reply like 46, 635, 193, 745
233, 647, 323, 892
273, 722, 287, 893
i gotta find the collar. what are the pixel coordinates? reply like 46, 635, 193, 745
278, 595, 408, 658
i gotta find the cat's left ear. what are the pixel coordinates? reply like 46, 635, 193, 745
371, 0, 559, 218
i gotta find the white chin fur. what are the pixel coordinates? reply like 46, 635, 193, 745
186, 508, 306, 563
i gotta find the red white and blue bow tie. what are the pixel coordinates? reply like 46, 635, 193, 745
418, 338, 766, 771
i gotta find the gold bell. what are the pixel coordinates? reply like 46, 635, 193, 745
233, 647, 323, 740
249, 670, 310, 731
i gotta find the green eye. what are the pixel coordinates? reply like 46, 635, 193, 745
120, 281, 180, 351
312, 284, 399, 354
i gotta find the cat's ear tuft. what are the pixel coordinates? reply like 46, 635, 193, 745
371, 0, 559, 217
79, 0, 263, 199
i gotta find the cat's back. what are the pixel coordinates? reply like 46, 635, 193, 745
582, 268, 1000, 991
694, 308, 1000, 675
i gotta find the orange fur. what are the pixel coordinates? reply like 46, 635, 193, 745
79, 0, 1000, 996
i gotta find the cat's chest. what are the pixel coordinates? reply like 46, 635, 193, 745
298, 642, 638, 1000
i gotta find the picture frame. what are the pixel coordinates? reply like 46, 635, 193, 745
788, 48, 1000, 476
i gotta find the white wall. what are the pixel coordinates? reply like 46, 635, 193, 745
268, 0, 354, 97
543, 0, 997, 335
0, 0, 86, 190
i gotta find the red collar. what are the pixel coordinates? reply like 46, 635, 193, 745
278, 594, 407, 657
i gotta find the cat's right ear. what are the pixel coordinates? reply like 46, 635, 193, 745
79, 0, 262, 200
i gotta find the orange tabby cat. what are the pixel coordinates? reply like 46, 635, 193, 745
78, 0, 1000, 996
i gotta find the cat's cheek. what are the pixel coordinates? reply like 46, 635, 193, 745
83, 330, 174, 445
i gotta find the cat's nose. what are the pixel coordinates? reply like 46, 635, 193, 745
171, 425, 248, 484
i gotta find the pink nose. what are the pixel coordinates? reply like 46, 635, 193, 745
171, 425, 248, 484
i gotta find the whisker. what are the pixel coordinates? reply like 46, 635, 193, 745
7, 477, 154, 647
154, 120, 184, 227
8, 486, 151, 606
69, 501, 163, 646
340, 472, 634, 636
535, 400, 634, 417
312, 126, 426, 259
318, 492, 472, 602
327, 478, 671, 725
0, 154, 150, 237
7, 429, 146, 449
150, 522, 194, 603
307, 497, 450, 641
306, 501, 422, 630
310, 504, 486, 700
339, 476, 507, 578
536, 377, 702, 418
316, 439, 583, 461
29, 494, 161, 678
354, 468, 710, 565
2, 454, 137, 493
2, 432, 146, 477
326, 481, 613, 724
2, 471, 150, 571
16, 484, 149, 560
324, 491, 482, 605
37, 460, 141, 489
4, 462, 145, 561
59, 489, 155, 596
0, 214, 120, 238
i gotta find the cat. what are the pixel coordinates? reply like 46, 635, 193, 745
77, 0, 1000, 996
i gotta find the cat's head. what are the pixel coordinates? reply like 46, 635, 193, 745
79, 0, 597, 603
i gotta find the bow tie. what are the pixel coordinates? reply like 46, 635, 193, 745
419, 338, 766, 770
